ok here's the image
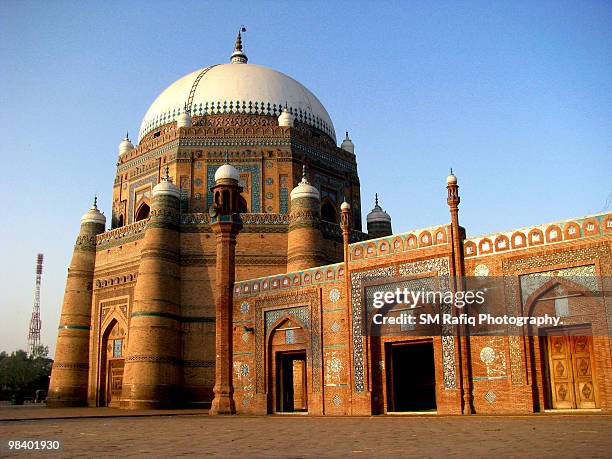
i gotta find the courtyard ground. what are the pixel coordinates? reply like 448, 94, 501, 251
0, 408, 610, 458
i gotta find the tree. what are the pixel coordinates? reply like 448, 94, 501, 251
0, 347, 53, 402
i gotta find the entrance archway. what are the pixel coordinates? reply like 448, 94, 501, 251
99, 319, 126, 407
385, 339, 436, 412
525, 277, 600, 410
267, 317, 309, 414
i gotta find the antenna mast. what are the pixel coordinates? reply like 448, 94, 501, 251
28, 253, 43, 357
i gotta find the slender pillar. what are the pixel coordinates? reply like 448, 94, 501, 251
48, 199, 105, 407
340, 201, 354, 413
447, 170, 474, 414
209, 163, 243, 415
120, 171, 182, 409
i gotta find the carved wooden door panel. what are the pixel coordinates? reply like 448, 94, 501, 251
547, 335, 575, 408
109, 359, 124, 404
547, 334, 598, 409
570, 335, 598, 409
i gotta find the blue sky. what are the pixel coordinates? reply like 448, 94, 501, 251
0, 0, 610, 354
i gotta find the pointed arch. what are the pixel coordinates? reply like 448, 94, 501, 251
135, 201, 150, 221
320, 199, 337, 223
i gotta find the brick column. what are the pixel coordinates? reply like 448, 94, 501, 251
48, 201, 105, 407
447, 170, 474, 414
209, 163, 243, 415
120, 174, 182, 409
210, 216, 242, 414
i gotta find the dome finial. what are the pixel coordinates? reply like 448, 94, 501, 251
375, 193, 379, 207
93, 195, 98, 210
125, 131, 129, 141
231, 26, 248, 64
302, 164, 308, 182
162, 165, 171, 182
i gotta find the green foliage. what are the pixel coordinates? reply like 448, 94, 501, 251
0, 347, 53, 401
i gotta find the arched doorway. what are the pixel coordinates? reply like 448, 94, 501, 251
320, 200, 337, 223
267, 317, 309, 414
526, 278, 600, 410
135, 202, 150, 221
99, 319, 126, 407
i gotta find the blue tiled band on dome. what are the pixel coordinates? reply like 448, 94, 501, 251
139, 102, 335, 142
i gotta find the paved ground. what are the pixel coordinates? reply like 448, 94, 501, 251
1, 409, 610, 458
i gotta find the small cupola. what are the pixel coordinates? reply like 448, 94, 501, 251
290, 165, 320, 201
81, 196, 106, 225
118, 132, 134, 156
153, 167, 180, 199
340, 131, 354, 154
366, 194, 392, 237
278, 106, 295, 127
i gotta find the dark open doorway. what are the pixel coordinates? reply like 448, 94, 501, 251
276, 351, 307, 413
386, 340, 436, 412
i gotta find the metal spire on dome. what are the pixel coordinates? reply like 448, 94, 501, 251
162, 165, 170, 182
231, 26, 248, 64
92, 196, 98, 210
375, 193, 379, 207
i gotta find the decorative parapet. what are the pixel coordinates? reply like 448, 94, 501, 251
234, 262, 344, 298
463, 211, 612, 258
349, 224, 451, 261
181, 213, 289, 233
319, 220, 371, 243
95, 219, 149, 248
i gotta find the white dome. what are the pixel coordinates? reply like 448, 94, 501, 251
138, 63, 336, 142
81, 199, 106, 225
214, 163, 240, 182
447, 171, 457, 184
278, 107, 295, 127
176, 111, 192, 128
340, 131, 354, 154
118, 136, 134, 156
290, 177, 320, 201
341, 201, 351, 211
153, 168, 180, 198
153, 179, 180, 198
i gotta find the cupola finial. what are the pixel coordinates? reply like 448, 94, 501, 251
162, 165, 170, 182
230, 26, 248, 64
375, 193, 379, 207
93, 195, 98, 209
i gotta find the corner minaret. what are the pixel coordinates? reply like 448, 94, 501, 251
120, 168, 183, 409
48, 198, 105, 407
287, 165, 326, 272
230, 27, 248, 64
209, 162, 243, 415
366, 194, 392, 237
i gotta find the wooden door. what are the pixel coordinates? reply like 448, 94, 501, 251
547, 334, 598, 409
108, 359, 124, 405
571, 336, 598, 409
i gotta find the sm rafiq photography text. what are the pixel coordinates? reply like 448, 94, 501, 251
370, 287, 563, 328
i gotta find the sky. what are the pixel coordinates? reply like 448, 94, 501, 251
0, 0, 610, 356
